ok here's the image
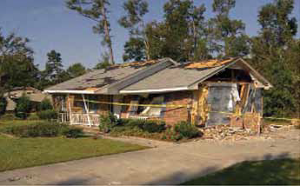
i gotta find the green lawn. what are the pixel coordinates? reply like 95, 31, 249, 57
0, 120, 147, 172
183, 158, 300, 185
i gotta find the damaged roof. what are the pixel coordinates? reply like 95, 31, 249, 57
45, 58, 272, 95
121, 58, 272, 93
46, 60, 162, 91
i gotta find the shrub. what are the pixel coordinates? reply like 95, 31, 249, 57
117, 119, 165, 133
37, 109, 58, 120
140, 120, 166, 133
0, 97, 7, 115
27, 113, 40, 120
0, 113, 17, 120
15, 94, 32, 119
99, 112, 119, 133
63, 127, 84, 138
4, 122, 68, 137
39, 99, 53, 111
174, 121, 200, 139
164, 127, 183, 141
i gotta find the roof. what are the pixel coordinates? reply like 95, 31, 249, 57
45, 58, 175, 94
121, 65, 225, 93
45, 58, 272, 95
121, 58, 272, 93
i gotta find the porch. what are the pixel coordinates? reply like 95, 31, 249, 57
59, 113, 100, 126
55, 93, 170, 126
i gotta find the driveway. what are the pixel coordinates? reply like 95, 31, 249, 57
0, 129, 299, 185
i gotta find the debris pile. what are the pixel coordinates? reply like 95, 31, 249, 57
199, 125, 257, 141
199, 122, 297, 141
262, 123, 295, 133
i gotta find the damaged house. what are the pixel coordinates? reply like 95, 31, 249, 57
44, 58, 272, 130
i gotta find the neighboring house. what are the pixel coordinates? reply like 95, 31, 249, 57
44, 58, 272, 129
4, 87, 51, 112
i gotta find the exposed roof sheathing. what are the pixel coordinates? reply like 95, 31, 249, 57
116, 60, 158, 67
185, 58, 234, 69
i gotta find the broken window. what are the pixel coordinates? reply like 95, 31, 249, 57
86, 95, 99, 113
126, 95, 165, 118
140, 96, 164, 117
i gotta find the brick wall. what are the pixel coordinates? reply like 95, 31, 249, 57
162, 91, 192, 125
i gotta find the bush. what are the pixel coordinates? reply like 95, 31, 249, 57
174, 121, 200, 139
0, 113, 17, 120
39, 99, 53, 111
99, 112, 119, 133
15, 94, 32, 119
37, 109, 58, 120
63, 127, 84, 138
163, 127, 183, 141
4, 122, 68, 137
0, 97, 7, 115
27, 113, 40, 120
140, 120, 166, 133
117, 119, 165, 133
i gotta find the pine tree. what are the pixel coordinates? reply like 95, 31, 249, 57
42, 50, 65, 86
66, 0, 115, 64
208, 0, 250, 58
119, 0, 149, 61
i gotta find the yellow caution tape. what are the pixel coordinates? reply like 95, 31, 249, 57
208, 110, 300, 122
73, 99, 187, 108
263, 116, 300, 122
73, 99, 300, 122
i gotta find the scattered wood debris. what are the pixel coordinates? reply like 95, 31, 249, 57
199, 122, 296, 142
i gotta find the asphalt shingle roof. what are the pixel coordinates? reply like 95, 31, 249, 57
122, 65, 225, 91
46, 65, 149, 91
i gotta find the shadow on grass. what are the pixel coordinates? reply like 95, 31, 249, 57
144, 152, 299, 185
182, 152, 300, 185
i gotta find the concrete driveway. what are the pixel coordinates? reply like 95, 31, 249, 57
0, 129, 299, 185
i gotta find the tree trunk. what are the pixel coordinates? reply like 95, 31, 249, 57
141, 22, 150, 61
101, 5, 114, 64
143, 37, 150, 61
192, 18, 197, 59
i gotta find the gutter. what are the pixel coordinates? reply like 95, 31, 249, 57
120, 87, 189, 94
43, 90, 95, 94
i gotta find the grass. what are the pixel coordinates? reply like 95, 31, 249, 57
183, 158, 300, 185
0, 119, 147, 172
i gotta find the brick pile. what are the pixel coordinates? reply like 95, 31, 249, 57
199, 125, 257, 141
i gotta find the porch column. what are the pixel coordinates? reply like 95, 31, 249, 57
82, 94, 92, 127
68, 94, 73, 125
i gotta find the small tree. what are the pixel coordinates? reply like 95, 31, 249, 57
39, 98, 53, 111
15, 94, 32, 119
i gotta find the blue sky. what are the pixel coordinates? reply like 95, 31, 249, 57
1, 0, 299, 69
